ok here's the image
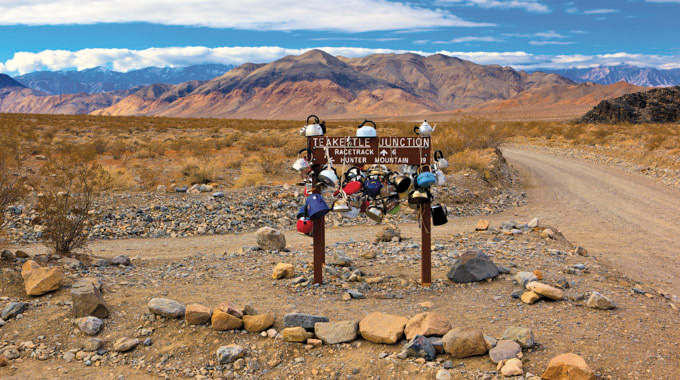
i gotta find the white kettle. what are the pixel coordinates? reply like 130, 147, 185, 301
299, 115, 326, 137
356, 120, 377, 138
414, 120, 435, 136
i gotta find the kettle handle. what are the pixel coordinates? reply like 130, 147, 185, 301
358, 120, 376, 129
434, 150, 444, 161
307, 115, 320, 124
297, 148, 313, 159
414, 125, 420, 134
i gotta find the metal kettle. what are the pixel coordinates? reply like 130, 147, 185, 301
356, 120, 377, 138
414, 120, 435, 136
300, 115, 326, 137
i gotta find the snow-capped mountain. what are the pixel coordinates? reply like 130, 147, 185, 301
539, 65, 680, 87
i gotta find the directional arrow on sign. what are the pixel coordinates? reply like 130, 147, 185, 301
380, 149, 388, 156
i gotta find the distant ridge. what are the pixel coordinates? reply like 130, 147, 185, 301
538, 64, 680, 87
0, 74, 26, 89
578, 85, 680, 124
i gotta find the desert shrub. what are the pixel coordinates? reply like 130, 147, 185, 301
100, 167, 137, 190
36, 158, 106, 255
0, 130, 29, 239
233, 165, 265, 188
181, 159, 218, 184
240, 135, 263, 152
109, 139, 129, 159
93, 138, 109, 154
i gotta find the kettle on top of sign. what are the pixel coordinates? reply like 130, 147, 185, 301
414, 120, 436, 137
299, 114, 327, 137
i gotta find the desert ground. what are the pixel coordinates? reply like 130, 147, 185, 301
1, 115, 680, 380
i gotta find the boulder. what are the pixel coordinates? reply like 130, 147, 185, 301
15, 250, 29, 259
488, 340, 521, 363
212, 308, 243, 331
82, 338, 102, 352
521, 291, 540, 304
375, 224, 401, 242
113, 337, 140, 352
475, 219, 490, 231
71, 280, 111, 319
111, 255, 131, 266
21, 260, 62, 296
255, 227, 286, 251
359, 312, 408, 344
77, 316, 103, 336
501, 358, 524, 376
282, 327, 313, 343
314, 321, 358, 345
283, 313, 328, 330
515, 272, 538, 287
447, 249, 499, 283
218, 302, 243, 318
148, 298, 185, 318
272, 263, 295, 279
442, 328, 487, 358
1, 250, 16, 260
185, 304, 212, 325
216, 345, 245, 364
1, 302, 27, 320
404, 312, 451, 340
404, 335, 436, 361
525, 281, 564, 300
243, 313, 274, 332
586, 292, 616, 310
502, 326, 535, 349
542, 353, 596, 380
0, 354, 7, 367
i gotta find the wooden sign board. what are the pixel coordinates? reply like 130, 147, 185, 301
308, 136, 430, 166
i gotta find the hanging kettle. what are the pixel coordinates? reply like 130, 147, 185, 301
365, 204, 384, 223
434, 150, 448, 169
384, 196, 401, 215
399, 164, 419, 175
435, 168, 446, 186
363, 176, 382, 198
306, 194, 330, 219
380, 183, 398, 199
414, 120, 435, 136
432, 204, 448, 226
332, 191, 351, 213
356, 120, 377, 138
292, 148, 313, 173
300, 115, 326, 137
296, 204, 307, 219
389, 172, 412, 193
408, 188, 432, 205
415, 165, 437, 188
318, 165, 339, 188
297, 217, 313, 235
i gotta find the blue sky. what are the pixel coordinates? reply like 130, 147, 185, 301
1, 0, 679, 75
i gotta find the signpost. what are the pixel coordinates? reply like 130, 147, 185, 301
306, 136, 432, 286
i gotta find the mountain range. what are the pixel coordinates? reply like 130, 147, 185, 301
0, 51, 653, 119
14, 64, 233, 95
538, 64, 680, 87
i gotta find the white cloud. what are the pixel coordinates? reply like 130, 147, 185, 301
534, 30, 566, 39
583, 8, 620, 14
0, 0, 491, 32
439, 0, 550, 13
3, 46, 680, 74
434, 36, 502, 43
645, 0, 680, 3
528, 41, 574, 46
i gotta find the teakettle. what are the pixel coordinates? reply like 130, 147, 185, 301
332, 191, 351, 213
365, 204, 384, 223
357, 120, 377, 138
434, 150, 448, 169
414, 120, 435, 136
432, 204, 448, 226
306, 194, 330, 219
296, 217, 313, 235
389, 172, 412, 193
292, 148, 312, 173
318, 166, 339, 188
299, 115, 326, 137
415, 165, 437, 188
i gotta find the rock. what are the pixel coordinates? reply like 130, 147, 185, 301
484, 335, 497, 350
212, 308, 243, 331
501, 358, 524, 376
521, 291, 540, 304
404, 312, 452, 340
185, 304, 212, 325
148, 298, 185, 318
541, 228, 555, 239
436, 369, 452, 380
359, 312, 408, 344
15, 250, 29, 259
113, 337, 140, 352
502, 326, 535, 349
442, 328, 487, 358
347, 289, 364, 299
447, 249, 499, 283
283, 313, 329, 330
542, 353, 596, 380
375, 224, 401, 242
307, 338, 322, 346
574, 246, 588, 256
216, 345, 245, 364
527, 218, 539, 228
111, 255, 131, 266
0, 318, 4, 326
272, 263, 294, 279
1, 250, 16, 260
526, 281, 564, 300
488, 340, 522, 363
21, 260, 63, 296
71, 280, 111, 319
314, 321, 358, 345
515, 272, 538, 287
1, 302, 27, 320
218, 302, 243, 318
255, 227, 286, 251
243, 313, 274, 332
59, 257, 82, 269
82, 338, 102, 352
475, 219, 490, 231
0, 354, 8, 367
77, 316, 103, 336
555, 278, 570, 289
62, 351, 75, 362
212, 192, 225, 198
361, 249, 378, 259
282, 327, 313, 343
404, 335, 436, 361
331, 253, 352, 267
586, 292, 616, 310
75, 277, 104, 292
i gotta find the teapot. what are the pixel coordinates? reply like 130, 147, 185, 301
434, 150, 448, 169
414, 120, 435, 136
356, 120, 377, 138
292, 148, 312, 173
299, 115, 326, 137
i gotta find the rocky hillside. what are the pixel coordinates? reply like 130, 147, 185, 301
0, 74, 25, 89
578, 85, 680, 123
0, 87, 136, 115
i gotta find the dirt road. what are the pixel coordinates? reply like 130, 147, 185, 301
502, 146, 680, 297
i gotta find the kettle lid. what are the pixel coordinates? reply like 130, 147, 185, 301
420, 120, 431, 128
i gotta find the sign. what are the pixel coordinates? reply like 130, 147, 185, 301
308, 136, 430, 166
